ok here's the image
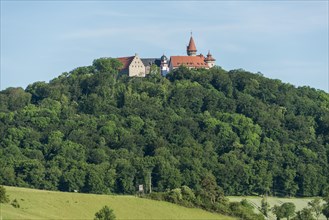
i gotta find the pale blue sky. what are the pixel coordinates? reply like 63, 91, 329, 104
1, 1, 328, 91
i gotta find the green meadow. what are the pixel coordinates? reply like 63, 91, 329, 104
228, 196, 327, 220
1, 186, 235, 220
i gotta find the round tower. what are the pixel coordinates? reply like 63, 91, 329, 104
160, 54, 169, 76
187, 35, 197, 56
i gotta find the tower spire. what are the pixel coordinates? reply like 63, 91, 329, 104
205, 50, 216, 68
187, 33, 197, 56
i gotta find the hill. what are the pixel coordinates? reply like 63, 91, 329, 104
0, 58, 328, 200
1, 186, 235, 219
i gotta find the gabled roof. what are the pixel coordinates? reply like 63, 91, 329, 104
117, 56, 135, 70
141, 58, 161, 67
187, 36, 197, 52
170, 55, 208, 68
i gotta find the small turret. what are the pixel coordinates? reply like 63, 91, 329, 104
160, 54, 169, 76
204, 50, 216, 68
161, 54, 168, 63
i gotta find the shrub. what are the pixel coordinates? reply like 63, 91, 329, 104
11, 199, 20, 208
240, 199, 254, 209
94, 205, 116, 220
179, 185, 196, 207
181, 185, 195, 202
0, 186, 9, 203
145, 192, 166, 201
229, 202, 265, 220
165, 188, 182, 204
212, 201, 230, 215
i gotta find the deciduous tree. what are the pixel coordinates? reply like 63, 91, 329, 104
94, 205, 116, 220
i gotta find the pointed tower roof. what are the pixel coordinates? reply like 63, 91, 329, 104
187, 36, 197, 52
205, 50, 216, 61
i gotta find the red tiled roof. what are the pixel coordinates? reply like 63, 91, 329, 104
117, 56, 135, 70
170, 55, 208, 68
187, 36, 197, 52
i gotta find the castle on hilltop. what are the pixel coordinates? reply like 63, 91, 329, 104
117, 34, 216, 77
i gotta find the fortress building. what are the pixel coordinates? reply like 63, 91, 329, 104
117, 54, 146, 77
168, 34, 216, 72
141, 58, 161, 74
117, 34, 216, 77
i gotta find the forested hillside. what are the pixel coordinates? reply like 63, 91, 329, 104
1, 58, 329, 198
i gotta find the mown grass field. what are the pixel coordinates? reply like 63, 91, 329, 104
1, 186, 235, 220
228, 196, 326, 220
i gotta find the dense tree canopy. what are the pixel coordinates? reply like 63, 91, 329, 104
0, 58, 329, 198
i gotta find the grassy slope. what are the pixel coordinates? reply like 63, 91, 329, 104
228, 196, 326, 220
2, 186, 235, 220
